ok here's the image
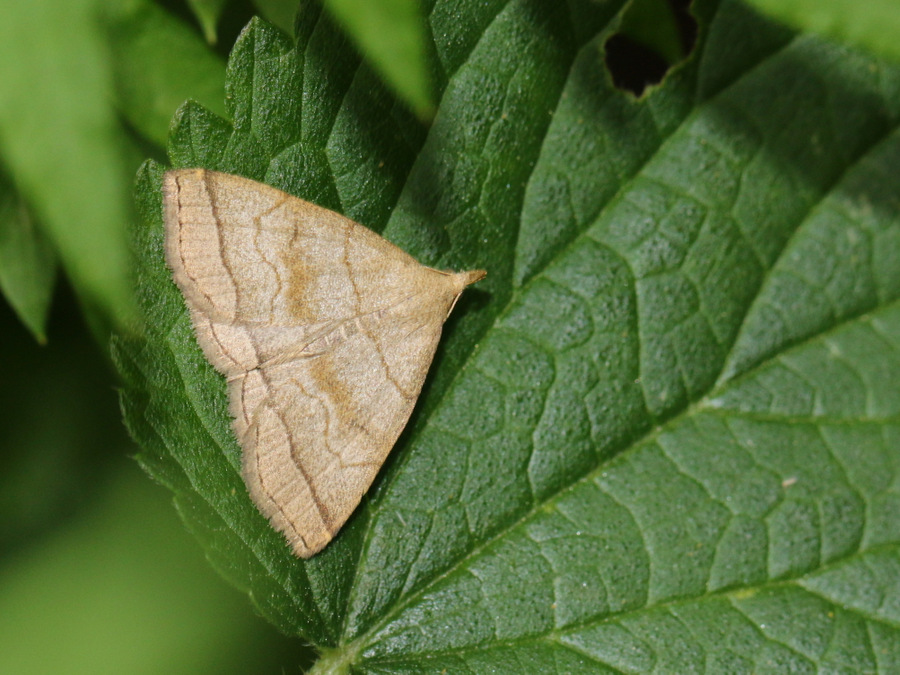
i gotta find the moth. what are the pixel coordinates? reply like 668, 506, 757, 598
163, 169, 484, 557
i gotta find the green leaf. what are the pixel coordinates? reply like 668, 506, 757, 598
322, 0, 433, 116
118, 0, 900, 671
105, 0, 227, 147
186, 0, 230, 43
0, 0, 135, 331
0, 168, 55, 343
252, 0, 299, 35
745, 0, 900, 63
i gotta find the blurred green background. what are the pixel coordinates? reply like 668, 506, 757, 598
0, 289, 320, 673
0, 1, 320, 672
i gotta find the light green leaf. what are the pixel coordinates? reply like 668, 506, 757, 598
745, 0, 900, 62
0, 0, 134, 331
186, 0, 230, 43
118, 0, 900, 671
105, 0, 227, 147
323, 0, 432, 116
0, 169, 55, 343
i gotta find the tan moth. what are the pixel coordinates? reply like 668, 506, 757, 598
163, 169, 484, 557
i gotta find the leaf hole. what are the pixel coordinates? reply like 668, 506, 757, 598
604, 0, 697, 96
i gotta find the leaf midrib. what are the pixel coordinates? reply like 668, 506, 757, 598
355, 540, 900, 668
